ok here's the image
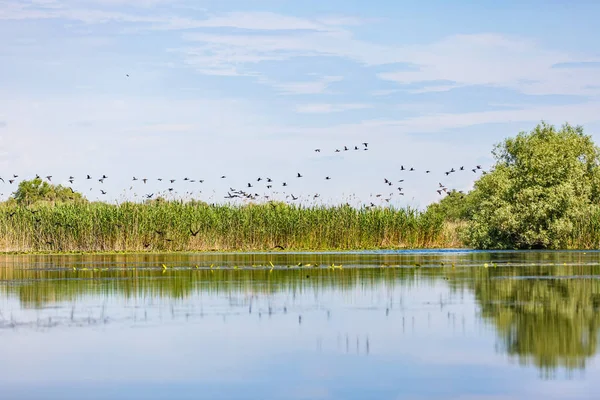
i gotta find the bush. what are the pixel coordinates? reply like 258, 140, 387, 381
13, 178, 86, 206
465, 122, 600, 249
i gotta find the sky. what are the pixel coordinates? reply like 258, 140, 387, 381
1, 0, 600, 207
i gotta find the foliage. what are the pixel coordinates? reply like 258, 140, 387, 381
465, 122, 600, 249
13, 178, 85, 206
0, 201, 460, 252
425, 190, 477, 222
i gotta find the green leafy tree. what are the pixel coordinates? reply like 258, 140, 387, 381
425, 190, 476, 222
13, 178, 85, 206
466, 122, 600, 249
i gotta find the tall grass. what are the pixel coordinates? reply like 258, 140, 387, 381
0, 201, 461, 252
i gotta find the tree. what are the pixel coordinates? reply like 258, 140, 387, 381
13, 178, 85, 206
425, 189, 476, 222
466, 122, 600, 249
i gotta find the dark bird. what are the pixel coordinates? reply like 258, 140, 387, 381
476, 165, 482, 169
99, 178, 104, 183
247, 183, 253, 188
439, 183, 444, 187
184, 177, 189, 181
100, 190, 107, 195
102, 175, 108, 179
0, 177, 4, 183
126, 74, 129, 77
409, 168, 415, 172
472, 168, 477, 173
257, 177, 262, 182
291, 194, 298, 201
426, 170, 431, 173
68, 179, 74, 184
401, 165, 405, 171
9, 179, 14, 184
283, 182, 287, 187
363, 142, 368, 147
142, 178, 148, 184
13, 174, 18, 178
221, 176, 226, 179
315, 149, 321, 152
344, 146, 348, 151
437, 190, 443, 195
267, 185, 272, 189
87, 175, 92, 179
354, 146, 359, 150
146, 193, 154, 199
460, 166, 464, 171
46, 176, 52, 182
170, 179, 176, 183
267, 178, 272, 182
158, 178, 163, 181
190, 227, 200, 237
297, 173, 302, 178
325, 176, 331, 180
133, 177, 138, 181
335, 149, 340, 153
168, 188, 174, 192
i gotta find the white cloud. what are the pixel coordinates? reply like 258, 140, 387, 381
295, 103, 372, 114
281, 101, 600, 138
3, 2, 599, 97
267, 76, 344, 95
379, 34, 600, 96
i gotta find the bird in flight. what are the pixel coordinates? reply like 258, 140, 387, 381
297, 173, 302, 178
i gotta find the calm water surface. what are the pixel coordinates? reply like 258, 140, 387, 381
1, 250, 599, 400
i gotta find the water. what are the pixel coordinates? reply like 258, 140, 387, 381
0, 250, 599, 400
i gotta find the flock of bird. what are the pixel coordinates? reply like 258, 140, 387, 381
0, 142, 487, 205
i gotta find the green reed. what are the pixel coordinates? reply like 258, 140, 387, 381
0, 201, 461, 252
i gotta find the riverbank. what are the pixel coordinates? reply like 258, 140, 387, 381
0, 201, 465, 253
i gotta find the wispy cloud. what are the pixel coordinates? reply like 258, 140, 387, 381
267, 76, 344, 95
282, 102, 600, 138
295, 103, 372, 114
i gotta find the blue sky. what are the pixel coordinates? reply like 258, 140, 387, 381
1, 0, 600, 207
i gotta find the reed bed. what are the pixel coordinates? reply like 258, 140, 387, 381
0, 201, 459, 252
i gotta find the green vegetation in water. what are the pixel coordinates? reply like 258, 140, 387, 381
0, 200, 460, 252
2, 121, 600, 251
